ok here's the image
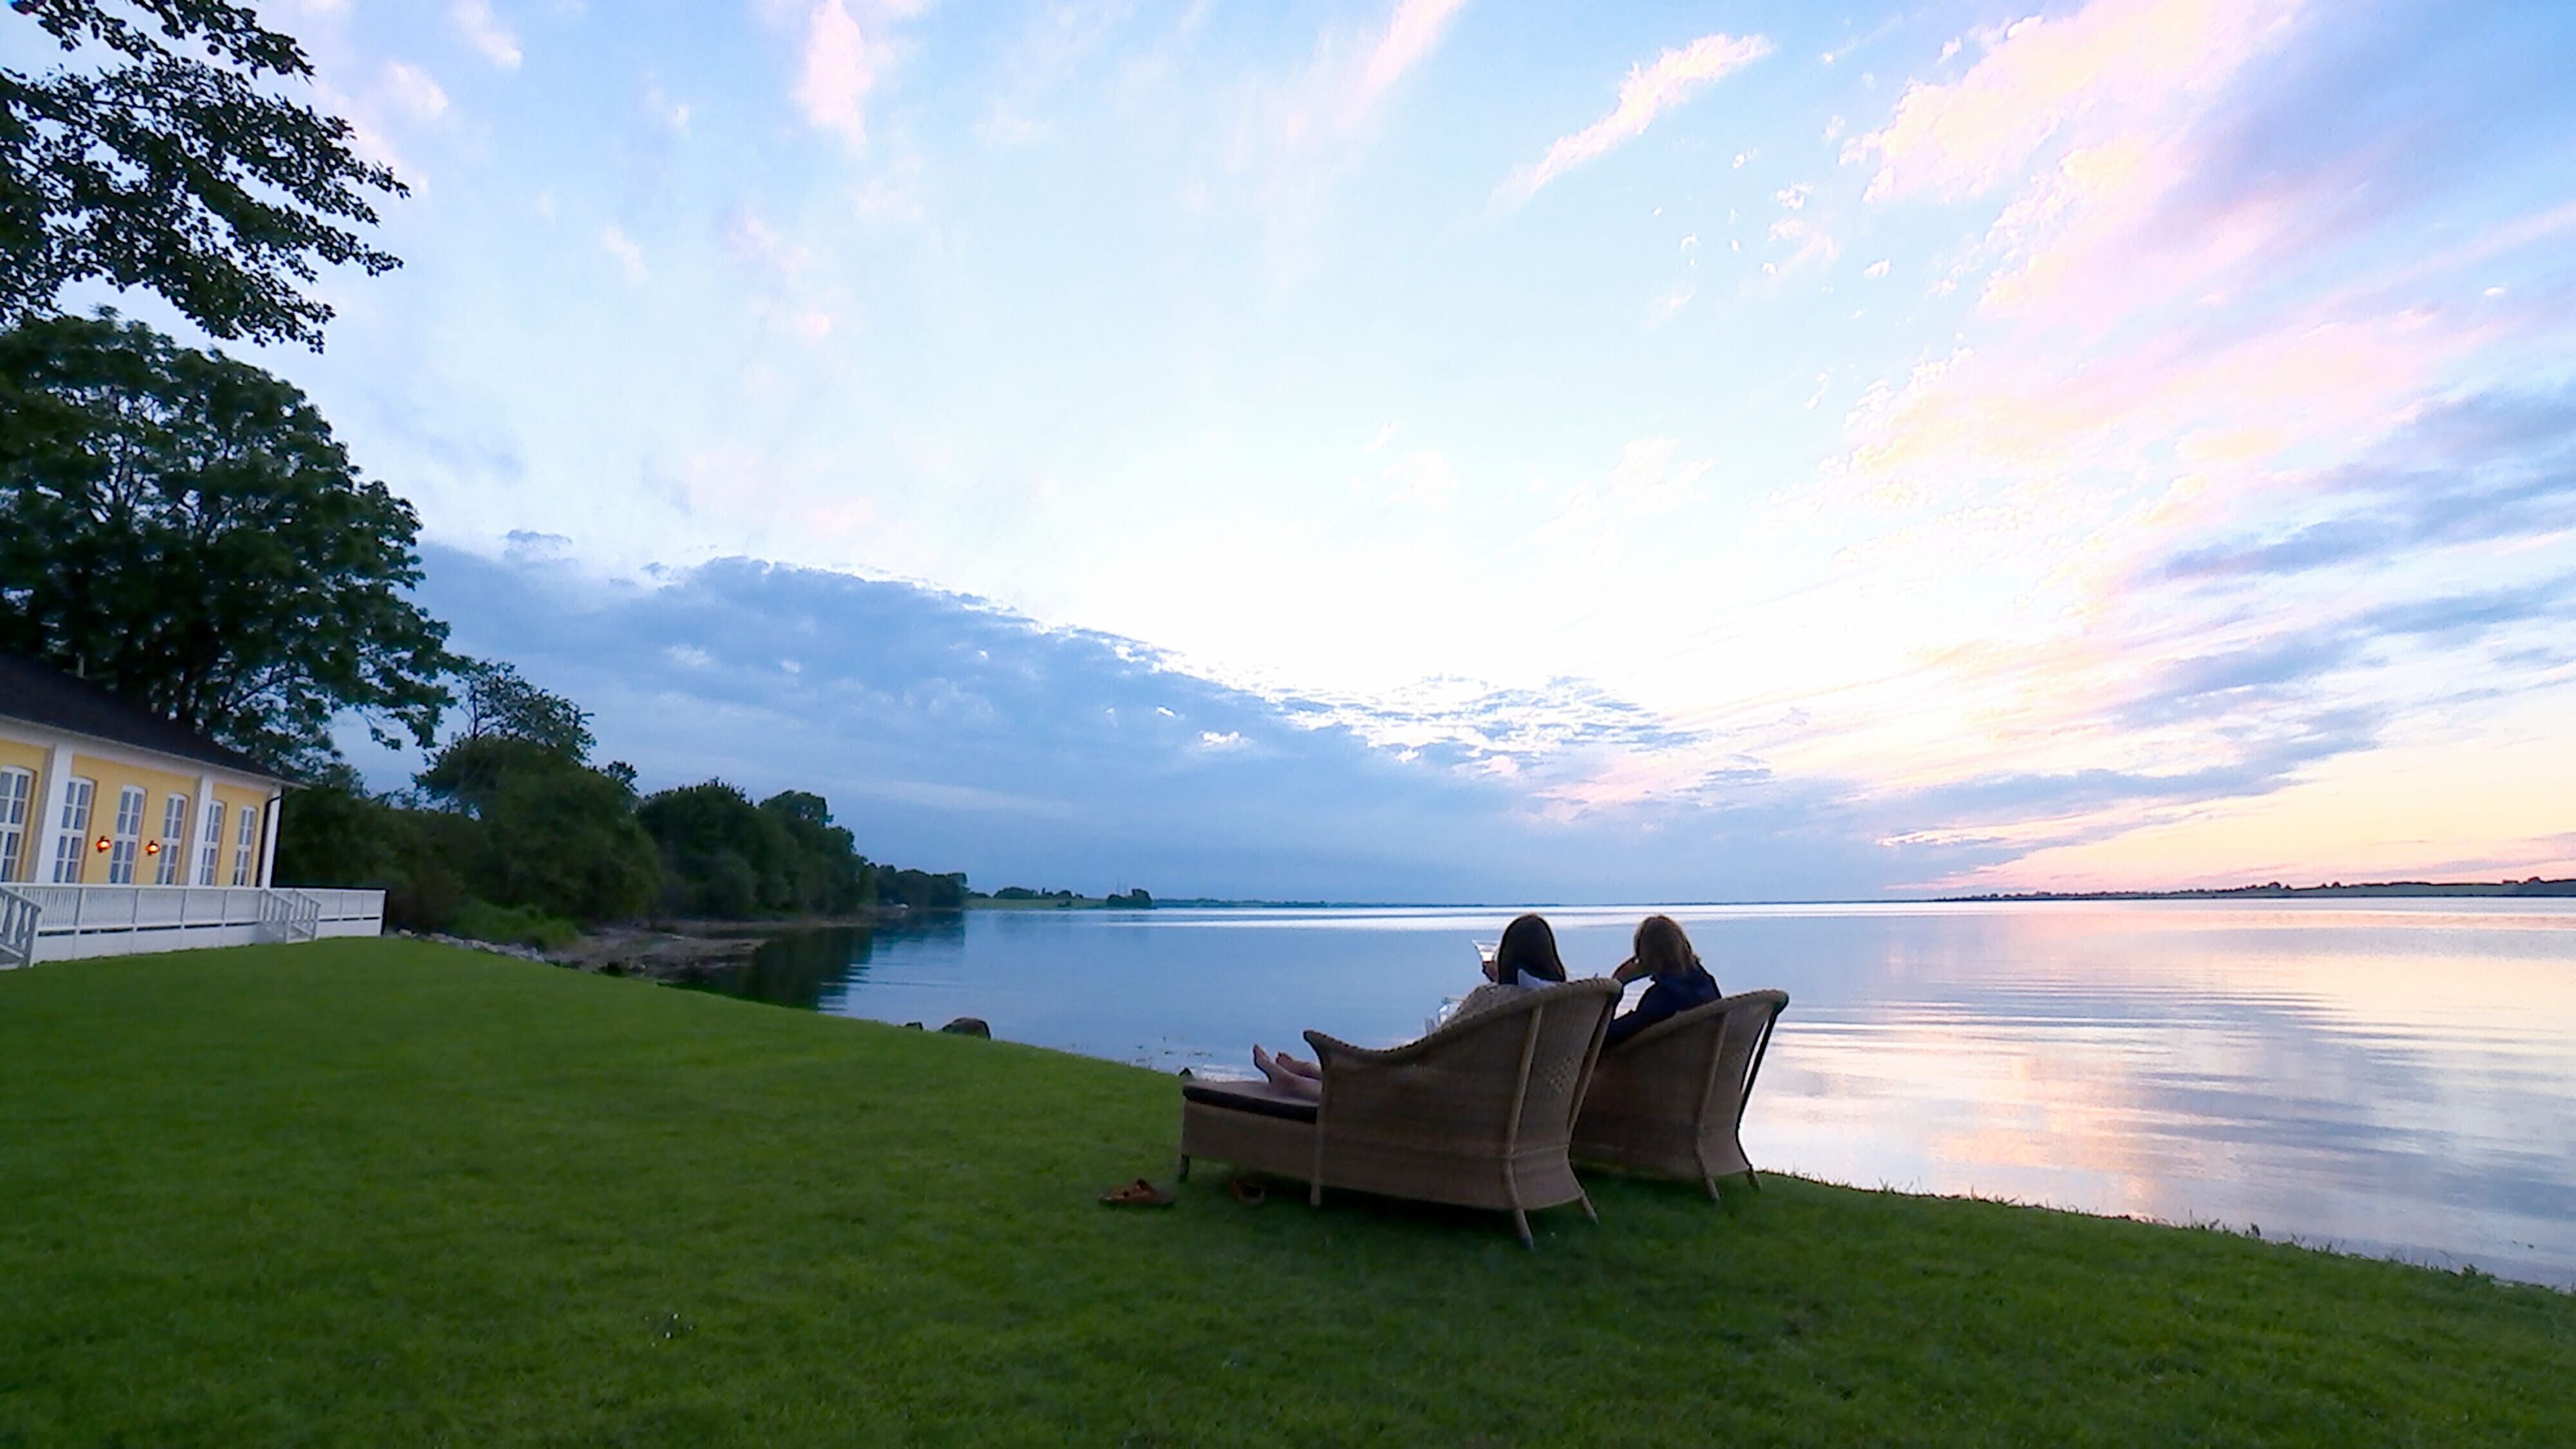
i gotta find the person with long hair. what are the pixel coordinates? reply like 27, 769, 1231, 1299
1604, 914, 1721, 1048
1250, 912, 1568, 1100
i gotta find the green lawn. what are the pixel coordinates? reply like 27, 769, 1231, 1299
1, 941, 2567, 1446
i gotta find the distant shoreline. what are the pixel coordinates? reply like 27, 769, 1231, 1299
975, 878, 2576, 911
1935, 877, 2576, 903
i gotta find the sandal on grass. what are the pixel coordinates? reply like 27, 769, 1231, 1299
1228, 1175, 1266, 1208
1099, 1178, 1175, 1208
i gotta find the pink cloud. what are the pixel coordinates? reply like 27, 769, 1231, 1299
796, 0, 878, 149
1853, 0, 2306, 203
1499, 33, 1772, 205
1356, 0, 1469, 108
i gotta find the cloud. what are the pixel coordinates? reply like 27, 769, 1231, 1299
452, 0, 521, 68
1356, 0, 1468, 106
1229, 0, 1471, 226
796, 0, 879, 149
600, 223, 647, 283
1852, 0, 2307, 203
380, 547, 1978, 901
381, 61, 450, 121
1499, 33, 1772, 204
1377, 449, 1458, 508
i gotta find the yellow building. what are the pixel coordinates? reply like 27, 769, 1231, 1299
0, 654, 387, 967
0, 653, 287, 891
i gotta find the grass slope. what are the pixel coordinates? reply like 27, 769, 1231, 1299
1, 940, 2567, 1446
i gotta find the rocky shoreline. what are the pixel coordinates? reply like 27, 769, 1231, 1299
401, 911, 905, 984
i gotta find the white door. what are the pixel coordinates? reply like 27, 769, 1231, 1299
108, 786, 145, 884
51, 778, 95, 884
0, 768, 30, 882
156, 793, 189, 884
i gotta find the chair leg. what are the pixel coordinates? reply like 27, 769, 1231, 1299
1578, 1191, 1598, 1224
1512, 1208, 1533, 1248
1743, 1168, 1762, 1193
1175, 1153, 1190, 1182
1703, 1173, 1721, 1202
1309, 1181, 1323, 1208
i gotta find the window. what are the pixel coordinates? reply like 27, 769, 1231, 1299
231, 801, 259, 887
0, 768, 30, 882
52, 777, 95, 883
108, 786, 145, 884
156, 794, 189, 884
198, 799, 225, 886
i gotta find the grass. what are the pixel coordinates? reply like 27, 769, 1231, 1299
1, 941, 2568, 1446
446, 896, 583, 951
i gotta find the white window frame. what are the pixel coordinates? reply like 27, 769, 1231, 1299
198, 798, 226, 886
0, 766, 31, 883
231, 801, 259, 887
108, 785, 145, 884
52, 777, 96, 884
156, 793, 189, 885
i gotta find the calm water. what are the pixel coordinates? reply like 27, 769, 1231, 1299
695, 900, 2576, 1287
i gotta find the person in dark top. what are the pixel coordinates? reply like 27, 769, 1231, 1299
1604, 914, 1721, 1048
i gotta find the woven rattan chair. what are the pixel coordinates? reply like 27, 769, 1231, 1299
1571, 989, 1788, 1200
1178, 978, 1622, 1246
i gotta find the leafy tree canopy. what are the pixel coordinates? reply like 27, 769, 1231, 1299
0, 311, 453, 772
453, 659, 595, 761
638, 781, 876, 918
476, 766, 659, 923
415, 735, 574, 818
3, 0, 405, 348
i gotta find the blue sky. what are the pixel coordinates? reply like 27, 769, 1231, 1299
24, 0, 2576, 897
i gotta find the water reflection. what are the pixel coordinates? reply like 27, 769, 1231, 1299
687, 901, 2576, 1287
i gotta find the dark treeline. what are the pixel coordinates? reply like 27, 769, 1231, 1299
275, 663, 966, 938
978, 886, 1155, 908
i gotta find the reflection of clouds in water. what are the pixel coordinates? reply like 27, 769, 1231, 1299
1745, 905, 2576, 1285
708, 900, 2576, 1287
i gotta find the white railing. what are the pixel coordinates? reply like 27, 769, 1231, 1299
0, 887, 35, 970
260, 887, 321, 943
289, 887, 392, 925
1, 884, 385, 965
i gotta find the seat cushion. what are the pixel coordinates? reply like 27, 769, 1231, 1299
1181, 1079, 1320, 1124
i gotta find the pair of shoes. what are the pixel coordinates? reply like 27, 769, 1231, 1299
1229, 1175, 1267, 1207
1099, 1178, 1175, 1208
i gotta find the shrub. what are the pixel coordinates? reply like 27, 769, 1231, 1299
475, 766, 661, 923
447, 897, 581, 951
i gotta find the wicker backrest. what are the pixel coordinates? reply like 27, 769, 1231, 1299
1305, 978, 1621, 1156
1576, 989, 1788, 1179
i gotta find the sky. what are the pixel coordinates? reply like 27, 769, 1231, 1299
23, 0, 2576, 899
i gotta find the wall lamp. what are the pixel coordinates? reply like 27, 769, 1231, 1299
94, 835, 111, 852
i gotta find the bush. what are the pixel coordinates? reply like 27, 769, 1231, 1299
476, 766, 661, 923
275, 775, 477, 933
447, 897, 581, 951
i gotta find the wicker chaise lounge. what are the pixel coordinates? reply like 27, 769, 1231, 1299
1571, 989, 1788, 1199
1178, 978, 1622, 1245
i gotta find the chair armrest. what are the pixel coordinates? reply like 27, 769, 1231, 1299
1303, 1028, 1428, 1070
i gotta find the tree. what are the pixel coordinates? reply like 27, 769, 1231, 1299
759, 790, 869, 914
453, 659, 594, 760
638, 781, 797, 918
0, 312, 453, 772
875, 867, 968, 911
3, 0, 406, 348
638, 782, 878, 918
415, 664, 593, 814
476, 766, 660, 923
